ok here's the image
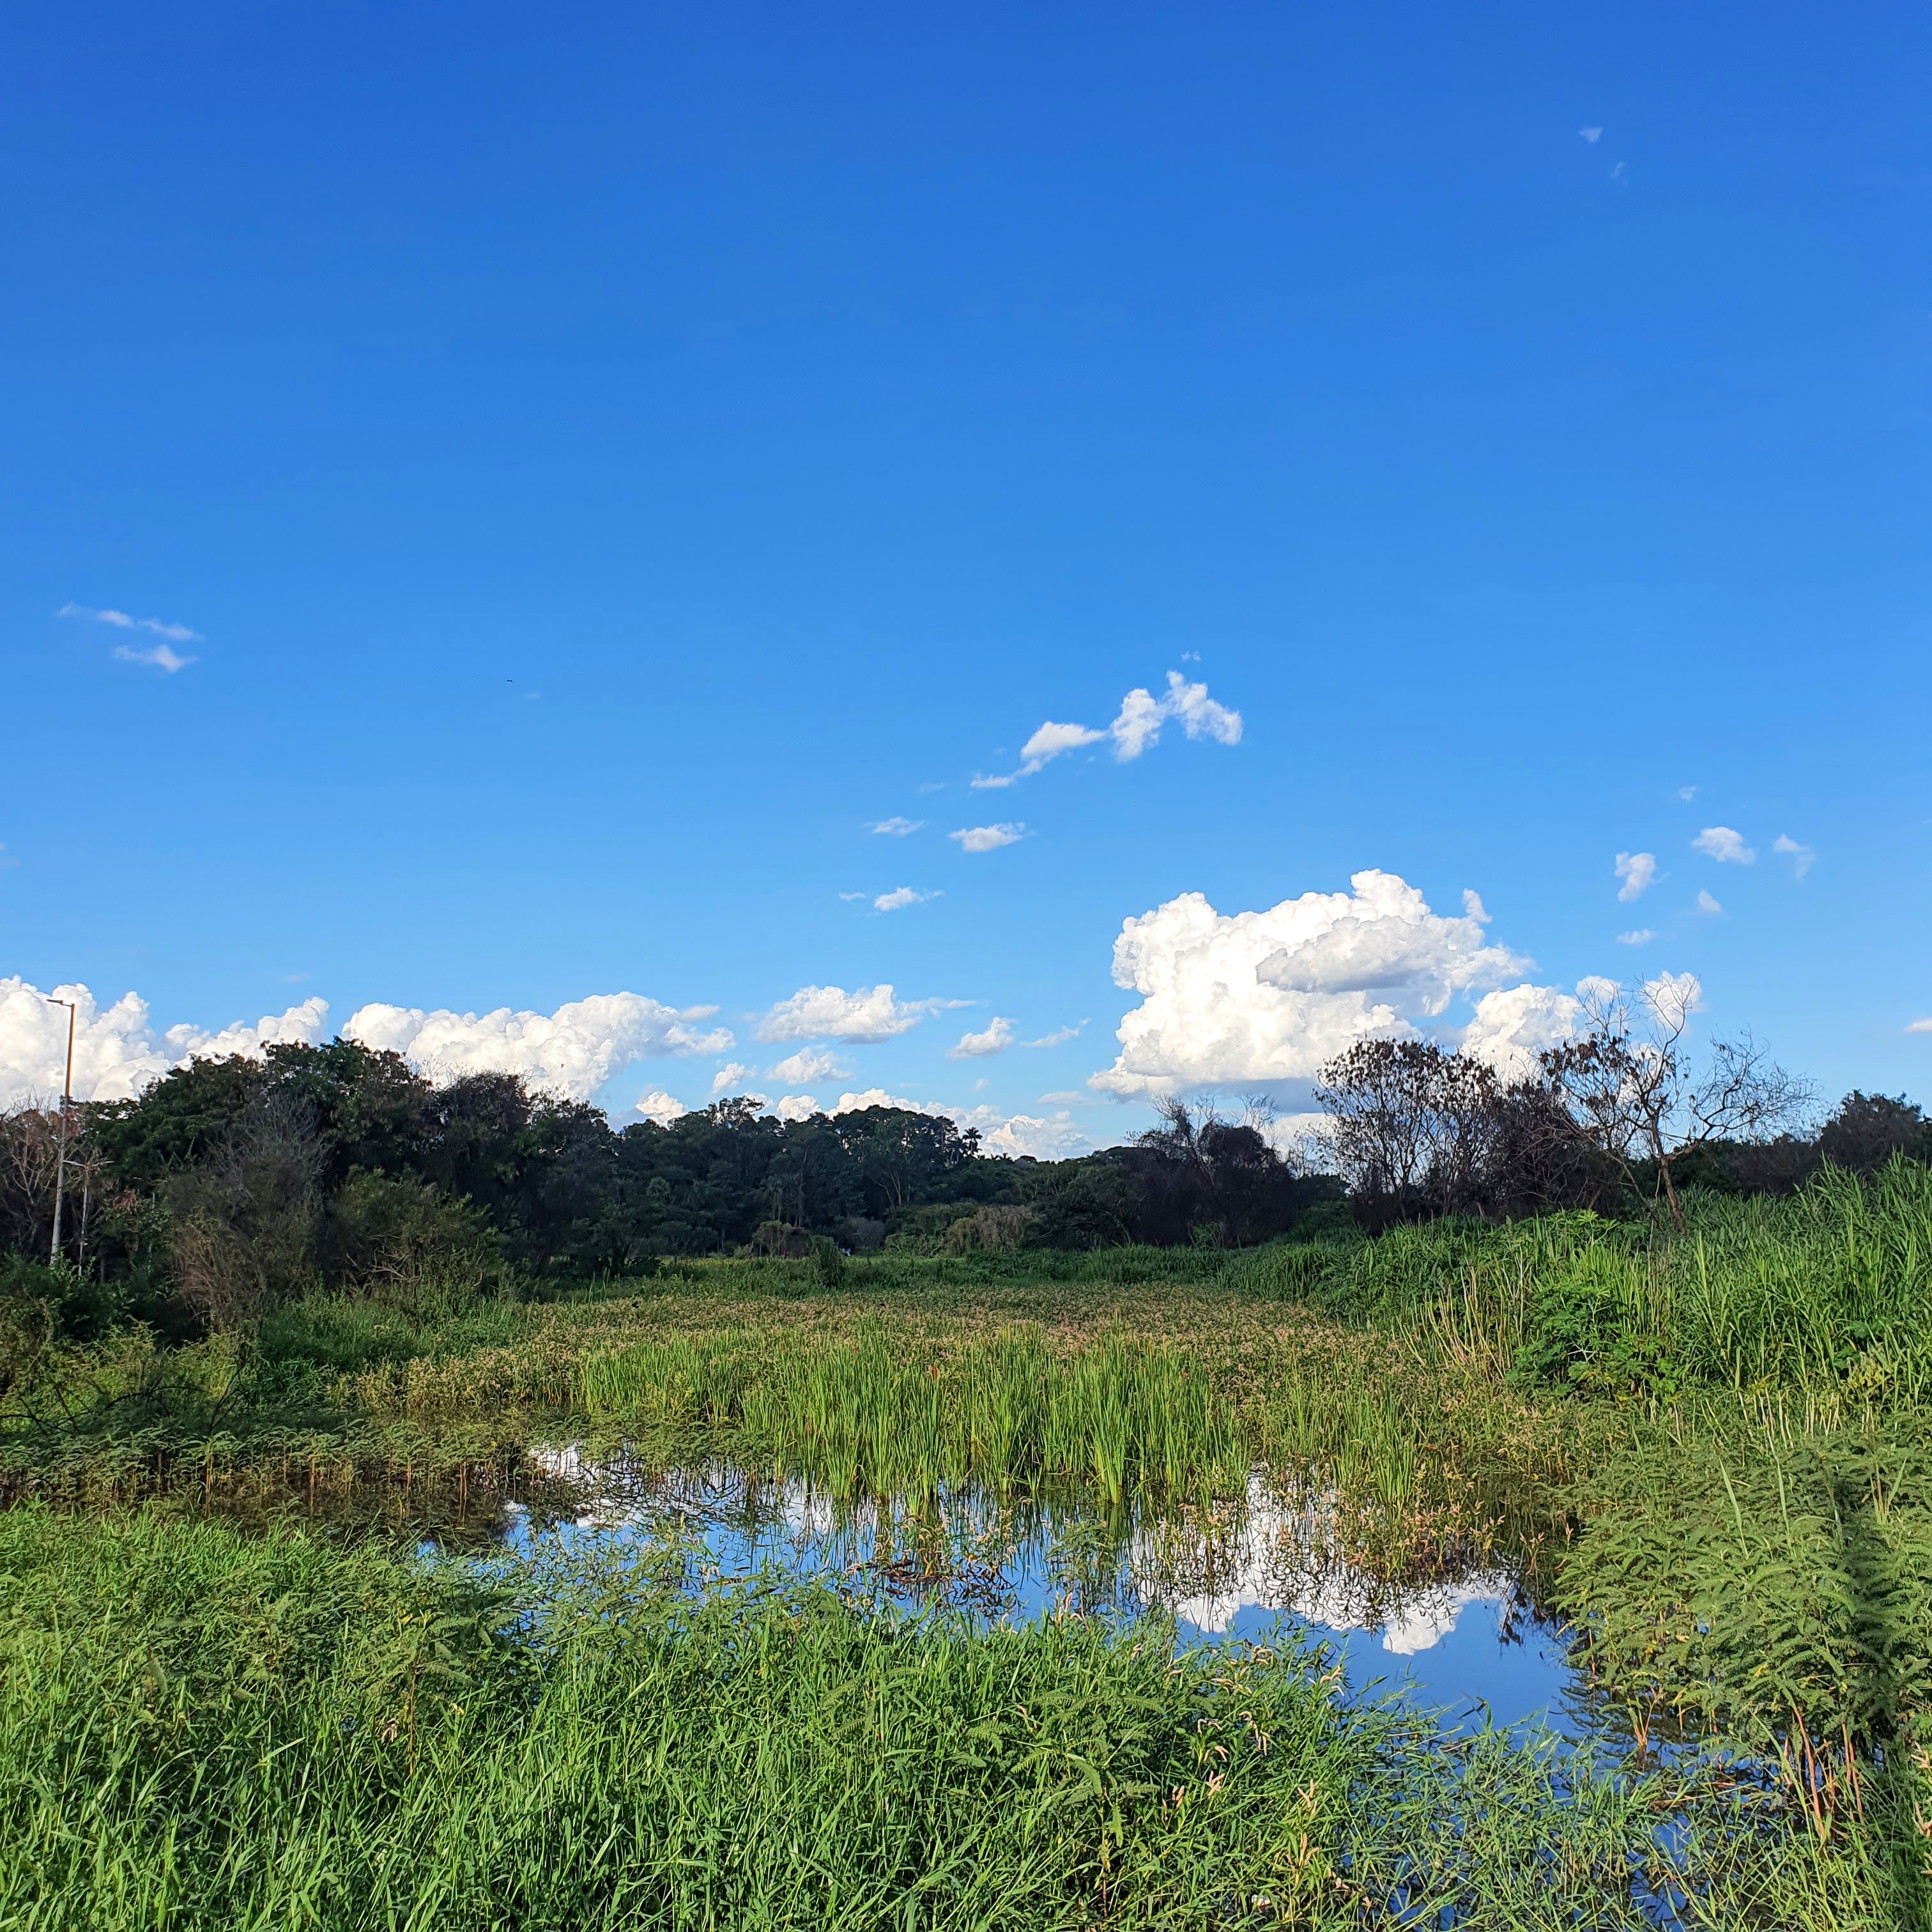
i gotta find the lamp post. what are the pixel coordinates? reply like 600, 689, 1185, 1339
47, 997, 75, 1268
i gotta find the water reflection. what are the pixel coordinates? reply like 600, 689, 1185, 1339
503, 1448, 1580, 1733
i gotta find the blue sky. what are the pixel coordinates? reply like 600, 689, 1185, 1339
3, 2, 1928, 1144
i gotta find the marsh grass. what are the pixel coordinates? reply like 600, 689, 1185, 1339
0, 1508, 1902, 1931
581, 1322, 1250, 1507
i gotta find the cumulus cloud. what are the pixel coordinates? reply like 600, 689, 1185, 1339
1616, 929, 1656, 946
947, 1017, 1015, 1059
60, 602, 201, 643
772, 1094, 820, 1122
832, 1087, 926, 1114
1907, 1018, 1932, 1036
1580, 126, 1602, 142
634, 1089, 687, 1126
873, 886, 939, 912
345, 992, 732, 1099
956, 1106, 1092, 1159
971, 672, 1243, 788
1614, 852, 1658, 902
1693, 826, 1754, 865
756, 984, 946, 1045
1773, 834, 1815, 879
1676, 786, 1698, 802
829, 1087, 1092, 1158
868, 816, 923, 836
767, 1047, 851, 1085
710, 1061, 753, 1093
1089, 871, 1536, 1101
1644, 971, 1703, 1031
1460, 983, 1593, 1082
1694, 888, 1724, 916
113, 643, 196, 673
949, 823, 1027, 853
0, 977, 328, 1109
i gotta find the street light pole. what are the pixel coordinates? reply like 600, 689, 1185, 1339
47, 998, 75, 1268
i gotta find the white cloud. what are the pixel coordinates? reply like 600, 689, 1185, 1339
0, 977, 329, 1109
829, 1087, 1092, 1158
955, 1105, 1092, 1159
1644, 971, 1704, 1031
1773, 834, 1815, 879
1023, 1022, 1086, 1047
1460, 983, 1593, 1082
838, 891, 868, 902
634, 1089, 687, 1126
756, 984, 944, 1044
1616, 929, 1656, 946
873, 886, 939, 912
1693, 826, 1754, 865
113, 643, 197, 673
710, 1061, 753, 1094
1016, 720, 1107, 769
832, 1087, 926, 1114
1907, 1018, 1932, 1036
1676, 786, 1698, 802
1614, 851, 1658, 902
1693, 888, 1724, 916
868, 816, 923, 836
60, 602, 201, 643
947, 1017, 1015, 1059
1579, 126, 1602, 142
1090, 871, 1533, 1100
949, 823, 1027, 853
346, 992, 732, 1099
773, 1094, 820, 1122
972, 671, 1243, 787
767, 1047, 852, 1084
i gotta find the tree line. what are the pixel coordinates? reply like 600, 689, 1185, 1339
1, 977, 1924, 1341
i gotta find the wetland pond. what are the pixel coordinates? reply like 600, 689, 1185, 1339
493, 1447, 1583, 1739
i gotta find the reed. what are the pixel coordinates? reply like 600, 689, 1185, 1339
0, 1508, 1899, 1930
581, 1322, 1252, 1505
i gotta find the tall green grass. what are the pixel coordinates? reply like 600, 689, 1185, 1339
0, 1508, 1899, 1930
581, 1322, 1250, 1506
1294, 1163, 1932, 1404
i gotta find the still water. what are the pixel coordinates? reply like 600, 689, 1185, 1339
498, 1448, 1582, 1735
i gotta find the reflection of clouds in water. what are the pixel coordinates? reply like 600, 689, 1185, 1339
518, 1452, 1509, 1657
1137, 1475, 1510, 1654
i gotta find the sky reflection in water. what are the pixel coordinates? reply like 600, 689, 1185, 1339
498, 1450, 1580, 1736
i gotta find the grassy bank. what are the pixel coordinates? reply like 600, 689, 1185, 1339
4, 1170, 1932, 1920
0, 1507, 1901, 1931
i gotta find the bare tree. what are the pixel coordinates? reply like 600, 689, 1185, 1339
1538, 977, 1814, 1229
0, 1105, 61, 1260
1314, 1037, 1624, 1226
165, 1090, 327, 1328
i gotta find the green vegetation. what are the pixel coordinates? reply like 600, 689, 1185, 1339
5, 1033, 1932, 1923
0, 1506, 1899, 1930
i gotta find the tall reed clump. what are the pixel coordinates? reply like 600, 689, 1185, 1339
0, 1508, 1897, 1931
1297, 1162, 1932, 1407
1555, 1404, 1932, 1905
581, 1322, 1250, 1505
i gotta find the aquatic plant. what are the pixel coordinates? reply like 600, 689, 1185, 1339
0, 1508, 1899, 1929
